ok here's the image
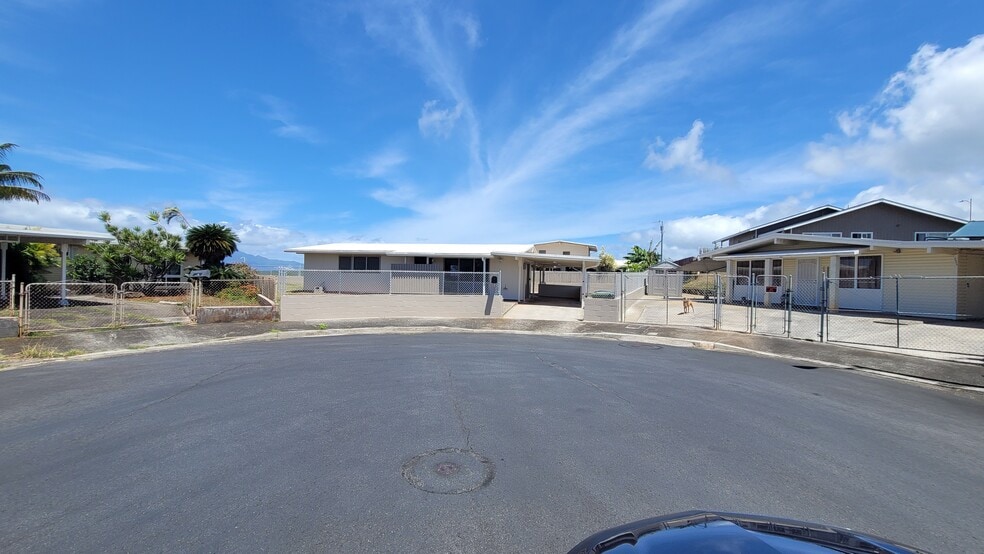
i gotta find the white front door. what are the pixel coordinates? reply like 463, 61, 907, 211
794, 259, 819, 306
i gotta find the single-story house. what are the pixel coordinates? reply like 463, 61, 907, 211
702, 199, 984, 319
284, 240, 599, 302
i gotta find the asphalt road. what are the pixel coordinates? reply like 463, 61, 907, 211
0, 333, 981, 552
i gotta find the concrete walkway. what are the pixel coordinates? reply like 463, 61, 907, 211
2, 318, 981, 388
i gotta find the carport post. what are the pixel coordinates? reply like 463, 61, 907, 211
0, 242, 6, 302
59, 243, 69, 306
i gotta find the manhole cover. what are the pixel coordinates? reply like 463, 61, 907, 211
402, 448, 495, 494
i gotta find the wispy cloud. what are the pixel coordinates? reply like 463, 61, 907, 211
418, 100, 462, 139
23, 146, 162, 171
362, 2, 794, 242
352, 1, 485, 178
247, 93, 322, 144
358, 148, 408, 178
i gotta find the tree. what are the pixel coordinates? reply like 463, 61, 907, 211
87, 211, 185, 284
67, 254, 110, 282
0, 143, 50, 203
623, 241, 660, 272
596, 249, 617, 272
185, 223, 240, 268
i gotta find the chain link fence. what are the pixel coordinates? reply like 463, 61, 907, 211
825, 275, 984, 356
198, 278, 277, 307
23, 282, 119, 332
0, 279, 16, 317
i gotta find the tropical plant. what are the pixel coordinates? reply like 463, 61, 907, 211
185, 223, 240, 268
623, 241, 660, 272
87, 211, 186, 284
0, 143, 50, 203
6, 243, 60, 283
596, 249, 617, 272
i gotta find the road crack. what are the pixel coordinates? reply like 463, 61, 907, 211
534, 353, 629, 403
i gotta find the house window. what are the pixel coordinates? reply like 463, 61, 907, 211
562, 251, 571, 255
838, 255, 881, 289
443, 258, 484, 272
851, 232, 873, 239
339, 256, 380, 271
771, 259, 783, 277
538, 250, 546, 254
413, 256, 429, 265
915, 231, 951, 241
736, 260, 766, 283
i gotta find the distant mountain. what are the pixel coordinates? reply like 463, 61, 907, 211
224, 252, 303, 269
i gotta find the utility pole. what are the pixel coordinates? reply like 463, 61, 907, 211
659, 221, 664, 262
960, 198, 973, 220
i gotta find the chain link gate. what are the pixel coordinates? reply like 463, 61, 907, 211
120, 281, 194, 327
716, 274, 791, 336
23, 282, 119, 333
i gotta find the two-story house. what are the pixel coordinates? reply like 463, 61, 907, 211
703, 199, 984, 318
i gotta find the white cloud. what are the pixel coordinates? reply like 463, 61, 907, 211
455, 13, 481, 49
370, 183, 418, 207
643, 120, 732, 181
360, 148, 408, 178
418, 100, 462, 138
249, 93, 322, 144
805, 35, 984, 216
0, 197, 151, 231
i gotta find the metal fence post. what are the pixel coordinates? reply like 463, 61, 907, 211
895, 275, 901, 349
819, 272, 827, 342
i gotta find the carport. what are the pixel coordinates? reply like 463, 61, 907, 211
493, 251, 599, 305
0, 223, 114, 303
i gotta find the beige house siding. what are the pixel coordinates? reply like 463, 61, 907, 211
281, 293, 502, 321
879, 251, 959, 316
534, 241, 591, 257
957, 251, 984, 318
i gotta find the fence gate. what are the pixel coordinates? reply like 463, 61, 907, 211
717, 275, 791, 336
120, 281, 194, 327
23, 282, 119, 333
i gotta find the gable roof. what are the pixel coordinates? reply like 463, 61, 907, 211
716, 205, 841, 242
775, 198, 965, 232
707, 232, 984, 259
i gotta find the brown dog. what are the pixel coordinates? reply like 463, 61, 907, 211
682, 298, 695, 313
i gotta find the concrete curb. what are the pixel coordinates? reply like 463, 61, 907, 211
3, 322, 982, 393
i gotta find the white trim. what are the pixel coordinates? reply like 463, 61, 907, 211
714, 248, 861, 260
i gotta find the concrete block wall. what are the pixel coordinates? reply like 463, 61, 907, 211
281, 293, 503, 321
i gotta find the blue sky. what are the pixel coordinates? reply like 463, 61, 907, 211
2, 0, 983, 263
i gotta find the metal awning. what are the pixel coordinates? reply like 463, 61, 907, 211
712, 248, 861, 261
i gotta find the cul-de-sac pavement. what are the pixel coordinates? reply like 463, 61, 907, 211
0, 323, 981, 553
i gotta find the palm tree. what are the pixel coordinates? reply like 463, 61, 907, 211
0, 143, 50, 202
185, 223, 240, 267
